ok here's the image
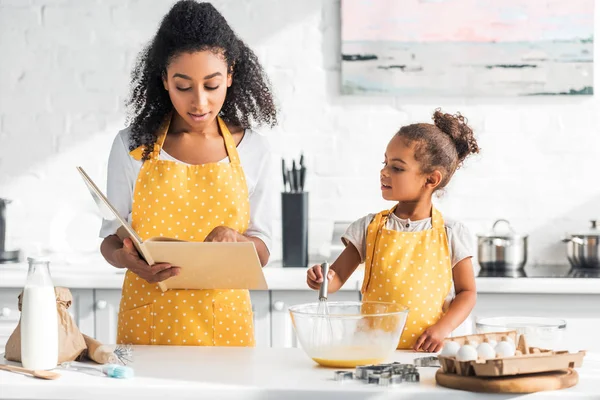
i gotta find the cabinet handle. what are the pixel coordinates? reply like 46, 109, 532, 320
0, 307, 11, 317
96, 300, 107, 310
273, 301, 285, 311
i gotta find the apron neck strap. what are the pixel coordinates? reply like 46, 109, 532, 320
360, 209, 391, 294
151, 114, 172, 160
217, 116, 241, 165
431, 207, 444, 230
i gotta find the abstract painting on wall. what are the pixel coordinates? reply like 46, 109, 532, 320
341, 0, 594, 96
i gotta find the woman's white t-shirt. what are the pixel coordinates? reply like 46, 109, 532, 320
99, 127, 273, 253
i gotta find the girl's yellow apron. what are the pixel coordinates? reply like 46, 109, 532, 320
116, 116, 255, 346
361, 207, 452, 349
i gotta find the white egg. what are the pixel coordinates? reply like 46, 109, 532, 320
456, 344, 478, 362
487, 339, 497, 347
477, 342, 496, 360
495, 340, 516, 358
440, 341, 461, 357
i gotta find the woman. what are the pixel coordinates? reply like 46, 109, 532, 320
99, 0, 277, 347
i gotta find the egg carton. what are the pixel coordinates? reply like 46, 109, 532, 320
438, 331, 586, 377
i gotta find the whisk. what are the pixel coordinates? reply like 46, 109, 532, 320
312, 262, 334, 349
60, 361, 134, 379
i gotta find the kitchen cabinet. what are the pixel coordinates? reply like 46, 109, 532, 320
93, 289, 122, 345
4, 283, 599, 352
250, 291, 270, 348
270, 290, 360, 348
473, 293, 600, 352
68, 289, 95, 338
0, 289, 20, 354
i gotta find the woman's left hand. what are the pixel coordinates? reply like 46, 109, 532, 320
204, 226, 242, 242
413, 322, 452, 353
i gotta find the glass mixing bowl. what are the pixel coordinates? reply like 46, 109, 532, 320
289, 301, 409, 368
475, 316, 567, 350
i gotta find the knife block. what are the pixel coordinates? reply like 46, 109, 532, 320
282, 192, 308, 268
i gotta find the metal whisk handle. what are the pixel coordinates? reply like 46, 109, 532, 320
319, 262, 329, 300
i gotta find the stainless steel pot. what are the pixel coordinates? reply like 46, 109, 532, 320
563, 220, 600, 269
477, 219, 528, 271
0, 198, 20, 264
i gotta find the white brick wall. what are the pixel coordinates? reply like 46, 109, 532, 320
1, 0, 599, 266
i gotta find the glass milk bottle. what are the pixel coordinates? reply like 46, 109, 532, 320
20, 257, 58, 370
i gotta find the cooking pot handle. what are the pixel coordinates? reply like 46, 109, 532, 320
492, 219, 515, 234
562, 237, 585, 245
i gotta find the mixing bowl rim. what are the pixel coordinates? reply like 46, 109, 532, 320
475, 316, 567, 329
288, 300, 410, 318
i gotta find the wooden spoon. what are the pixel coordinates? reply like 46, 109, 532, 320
0, 364, 61, 380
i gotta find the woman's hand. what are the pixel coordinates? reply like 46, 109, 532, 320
114, 238, 181, 283
204, 226, 242, 242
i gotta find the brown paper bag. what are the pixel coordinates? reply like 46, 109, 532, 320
4, 287, 87, 365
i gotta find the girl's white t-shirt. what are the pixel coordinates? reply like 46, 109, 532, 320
342, 212, 474, 268
99, 127, 273, 253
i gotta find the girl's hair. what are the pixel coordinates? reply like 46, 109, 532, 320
397, 109, 479, 190
126, 0, 277, 160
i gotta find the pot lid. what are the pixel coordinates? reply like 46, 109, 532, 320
477, 219, 528, 239
568, 220, 600, 237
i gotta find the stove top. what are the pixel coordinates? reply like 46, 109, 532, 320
476, 264, 600, 278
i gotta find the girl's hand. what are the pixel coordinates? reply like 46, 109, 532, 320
204, 226, 241, 242
413, 322, 452, 353
306, 264, 336, 291
115, 238, 181, 283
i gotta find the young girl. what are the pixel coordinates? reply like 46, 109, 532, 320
307, 109, 478, 352
100, 1, 277, 346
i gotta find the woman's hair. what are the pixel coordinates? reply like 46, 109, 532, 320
397, 108, 479, 190
126, 0, 277, 160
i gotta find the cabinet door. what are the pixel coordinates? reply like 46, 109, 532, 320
94, 289, 122, 344
68, 289, 95, 338
270, 291, 360, 348
0, 289, 20, 354
250, 291, 270, 348
474, 293, 600, 352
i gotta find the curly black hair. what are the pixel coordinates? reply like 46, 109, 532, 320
126, 0, 278, 160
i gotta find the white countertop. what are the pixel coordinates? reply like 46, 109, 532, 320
1, 346, 599, 399
0, 260, 362, 291
1, 259, 600, 294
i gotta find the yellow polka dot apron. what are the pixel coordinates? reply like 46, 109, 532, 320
361, 207, 452, 349
116, 116, 255, 347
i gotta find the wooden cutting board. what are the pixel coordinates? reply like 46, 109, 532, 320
435, 369, 578, 393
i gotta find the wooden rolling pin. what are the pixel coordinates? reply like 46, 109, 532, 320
81, 334, 118, 364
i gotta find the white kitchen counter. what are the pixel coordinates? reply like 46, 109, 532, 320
1, 259, 600, 294
0, 260, 365, 291
1, 346, 598, 400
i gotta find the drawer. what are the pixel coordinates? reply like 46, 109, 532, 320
0, 289, 21, 322
0, 320, 18, 353
0, 289, 20, 353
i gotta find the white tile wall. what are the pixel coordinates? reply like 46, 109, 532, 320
0, 0, 599, 266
